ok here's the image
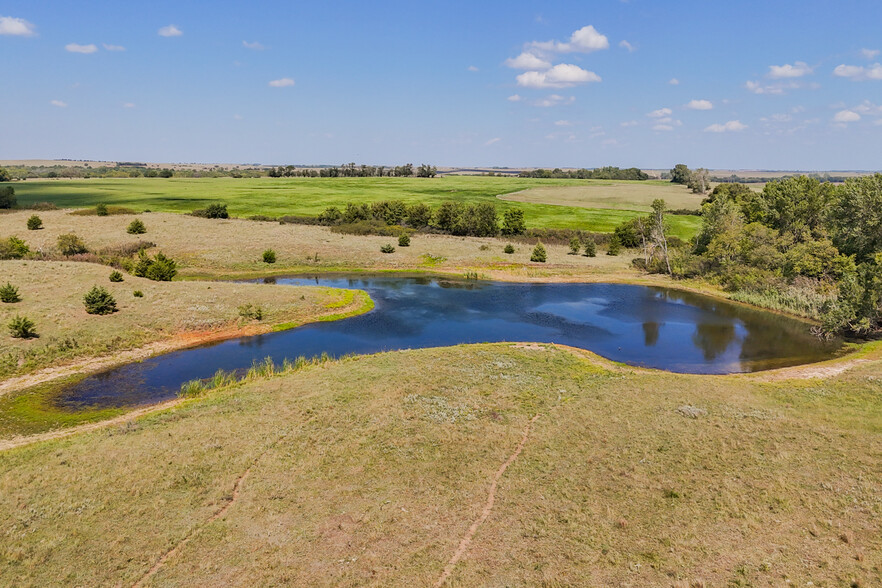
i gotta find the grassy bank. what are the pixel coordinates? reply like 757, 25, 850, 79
0, 343, 879, 585
9, 176, 701, 238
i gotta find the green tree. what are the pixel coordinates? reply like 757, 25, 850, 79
27, 215, 43, 230
57, 233, 88, 255
83, 286, 118, 315
568, 236, 581, 255
501, 209, 526, 236
8, 315, 37, 338
583, 239, 597, 257
416, 164, 437, 178
127, 219, 147, 234
670, 164, 691, 185
687, 168, 710, 195
607, 235, 622, 256
530, 242, 547, 263
830, 174, 882, 261
0, 283, 22, 303
405, 203, 433, 228
0, 185, 15, 209
132, 250, 177, 281
0, 167, 11, 182
759, 176, 836, 240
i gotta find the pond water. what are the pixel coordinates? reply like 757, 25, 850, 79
55, 276, 841, 409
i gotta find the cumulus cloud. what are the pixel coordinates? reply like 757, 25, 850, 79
103, 43, 125, 51
50, 100, 67, 108
65, 43, 98, 54
745, 79, 804, 95
619, 40, 635, 52
833, 63, 882, 81
530, 25, 609, 54
243, 40, 264, 50
0, 15, 36, 36
685, 99, 713, 110
554, 120, 573, 126
833, 109, 860, 123
704, 120, 747, 133
504, 52, 551, 70
268, 77, 295, 87
620, 120, 639, 127
668, 78, 679, 85
767, 61, 813, 79
516, 63, 600, 88
647, 107, 672, 118
507, 94, 522, 102
861, 48, 880, 60
653, 124, 674, 132
534, 94, 575, 107
158, 25, 182, 37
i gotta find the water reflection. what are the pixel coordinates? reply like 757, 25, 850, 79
54, 276, 842, 409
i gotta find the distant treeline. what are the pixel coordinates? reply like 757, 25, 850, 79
267, 163, 437, 178
710, 173, 858, 184
517, 166, 650, 180
1, 165, 264, 180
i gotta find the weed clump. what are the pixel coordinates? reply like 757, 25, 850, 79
83, 286, 118, 315
8, 315, 37, 339
132, 250, 177, 281
95, 203, 109, 217
262, 249, 276, 264
133, 290, 144, 298
0, 236, 29, 259
26, 215, 43, 230
504, 243, 515, 254
109, 270, 124, 283
192, 203, 229, 219
380, 243, 395, 254
0, 283, 22, 303
57, 233, 88, 256
583, 239, 597, 257
127, 219, 147, 234
238, 303, 264, 321
398, 234, 411, 247
531, 242, 547, 263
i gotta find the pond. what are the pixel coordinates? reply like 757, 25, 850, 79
55, 276, 841, 409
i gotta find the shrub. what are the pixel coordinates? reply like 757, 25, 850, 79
192, 203, 229, 219
132, 250, 177, 281
501, 208, 526, 236
8, 315, 37, 339
83, 286, 118, 315
568, 236, 581, 255
504, 243, 515, 254
607, 235, 622, 256
406, 203, 433, 228
29, 202, 57, 211
531, 242, 547, 263
583, 239, 597, 257
342, 202, 371, 223
0, 236, 29, 259
96, 203, 109, 216
109, 270, 124, 282
318, 206, 343, 225
380, 243, 395, 253
398, 234, 411, 247
127, 219, 147, 234
57, 233, 88, 255
0, 283, 21, 303
0, 185, 15, 209
133, 290, 144, 298
262, 249, 277, 264
238, 303, 264, 321
26, 215, 43, 230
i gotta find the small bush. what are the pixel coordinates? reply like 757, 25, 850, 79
96, 203, 109, 216
607, 235, 622, 256
83, 286, 118, 315
0, 236, 29, 259
531, 242, 547, 263
109, 270, 124, 282
26, 215, 43, 230
569, 236, 581, 255
0, 185, 16, 209
238, 303, 264, 321
29, 202, 57, 211
192, 203, 229, 219
504, 244, 515, 254
127, 219, 147, 234
57, 233, 88, 256
8, 315, 37, 339
583, 239, 597, 257
132, 250, 177, 281
0, 283, 22, 303
133, 290, 144, 298
380, 243, 395, 254
398, 234, 411, 247
262, 249, 277, 264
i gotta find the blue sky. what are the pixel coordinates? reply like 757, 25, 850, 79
2, 0, 881, 169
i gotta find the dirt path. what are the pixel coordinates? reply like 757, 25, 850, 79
434, 414, 539, 587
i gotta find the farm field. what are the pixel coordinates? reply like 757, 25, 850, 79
10, 176, 702, 238
1, 343, 880, 586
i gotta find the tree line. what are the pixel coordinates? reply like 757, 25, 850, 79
268, 163, 437, 178
518, 166, 650, 180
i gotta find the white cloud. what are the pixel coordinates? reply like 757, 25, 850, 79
761, 113, 793, 123
745, 79, 804, 95
507, 94, 522, 102
103, 43, 125, 51
833, 109, 860, 123
647, 107, 672, 118
685, 99, 713, 110
853, 100, 882, 115
861, 48, 880, 60
554, 120, 572, 126
0, 15, 36, 36
833, 63, 882, 81
668, 78, 679, 85
268, 77, 295, 87
530, 25, 609, 54
653, 124, 674, 132
123, 102, 135, 108
704, 120, 747, 132
534, 94, 575, 107
767, 61, 812, 79
65, 43, 97, 54
620, 120, 638, 127
50, 100, 67, 108
619, 40, 635, 52
243, 40, 264, 50
504, 52, 551, 70
467, 65, 479, 72
655, 116, 682, 126
516, 63, 600, 88
484, 137, 501, 146
158, 25, 182, 37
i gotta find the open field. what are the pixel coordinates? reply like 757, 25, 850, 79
501, 182, 706, 211
0, 343, 880, 586
8, 176, 702, 238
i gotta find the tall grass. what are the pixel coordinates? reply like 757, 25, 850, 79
178, 353, 339, 397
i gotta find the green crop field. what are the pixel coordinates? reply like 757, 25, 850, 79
11, 176, 702, 239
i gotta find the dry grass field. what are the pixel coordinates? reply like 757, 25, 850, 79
0, 343, 880, 586
501, 182, 707, 211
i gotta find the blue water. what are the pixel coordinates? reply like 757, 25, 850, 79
55, 276, 840, 409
